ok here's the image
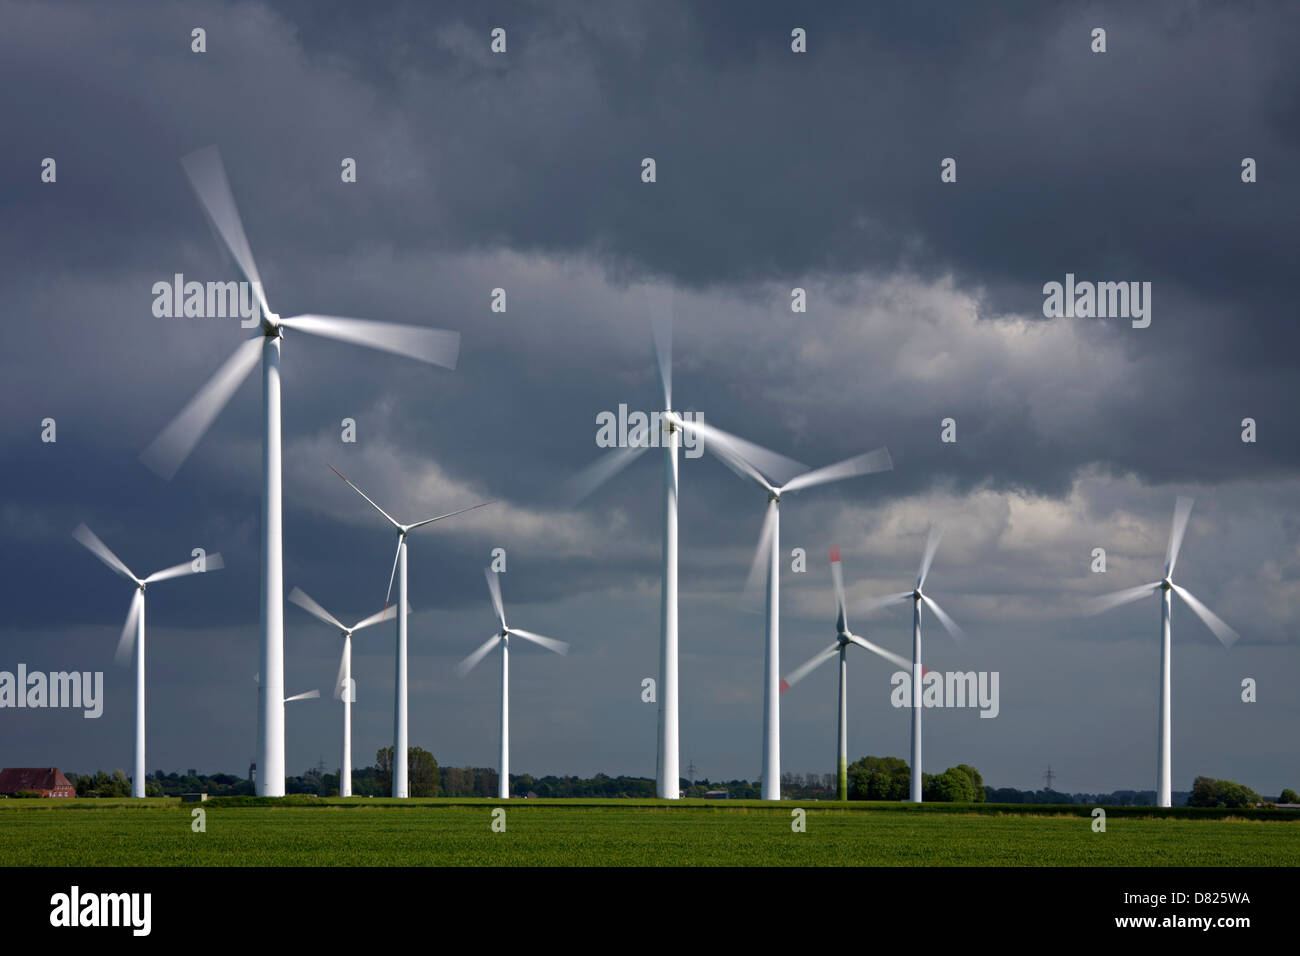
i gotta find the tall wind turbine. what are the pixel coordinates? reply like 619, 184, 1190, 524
140, 146, 461, 796
1084, 496, 1239, 808
72, 524, 223, 798
455, 568, 570, 799
856, 525, 964, 803
328, 465, 492, 798
287, 586, 400, 798
672, 416, 893, 801
781, 547, 913, 800
561, 290, 686, 799
252, 674, 320, 790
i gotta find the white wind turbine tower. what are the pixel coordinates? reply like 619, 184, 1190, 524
72, 524, 223, 798
328, 465, 492, 798
455, 568, 570, 799
855, 525, 965, 803
287, 587, 400, 798
781, 547, 914, 800
140, 146, 461, 796
253, 673, 320, 789
1084, 496, 1239, 808
670, 415, 893, 801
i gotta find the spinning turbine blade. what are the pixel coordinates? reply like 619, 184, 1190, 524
829, 546, 848, 634
743, 504, 779, 603
328, 466, 402, 530
1172, 584, 1240, 648
179, 146, 270, 315
1083, 582, 1161, 616
508, 628, 570, 655
405, 500, 495, 531
484, 568, 505, 628
351, 604, 400, 632
72, 524, 136, 582
115, 590, 143, 666
921, 594, 966, 643
676, 417, 806, 491
288, 586, 346, 632
456, 633, 502, 677
856, 590, 913, 615
780, 642, 839, 693
561, 442, 651, 505
383, 536, 403, 608
1165, 496, 1194, 577
285, 689, 320, 703
144, 552, 224, 584
917, 524, 943, 590
781, 446, 894, 495
279, 315, 460, 370
649, 288, 672, 410
847, 634, 913, 672
141, 336, 263, 480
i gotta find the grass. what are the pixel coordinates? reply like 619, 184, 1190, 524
1, 799, 1298, 866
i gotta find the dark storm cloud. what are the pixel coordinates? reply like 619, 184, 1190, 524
1, 0, 1297, 789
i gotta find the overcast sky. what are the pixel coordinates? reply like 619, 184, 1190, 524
2, 0, 1297, 795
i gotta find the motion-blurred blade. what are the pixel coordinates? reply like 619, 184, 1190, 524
781, 642, 839, 693
140, 336, 263, 481
383, 535, 403, 609
509, 628, 569, 655
456, 633, 502, 677
921, 594, 966, 643
1172, 584, 1240, 648
285, 689, 320, 703
846, 634, 913, 672
484, 568, 506, 628
780, 446, 893, 495
560, 442, 651, 505
406, 500, 495, 531
742, 504, 779, 606
144, 552, 224, 584
917, 524, 943, 590
829, 546, 848, 634
114, 590, 143, 666
675, 417, 806, 491
328, 465, 402, 530
649, 288, 672, 410
279, 315, 460, 370
1083, 582, 1161, 616
179, 146, 270, 315
73, 524, 137, 582
1165, 496, 1194, 577
855, 590, 912, 615
288, 586, 346, 631
351, 604, 400, 633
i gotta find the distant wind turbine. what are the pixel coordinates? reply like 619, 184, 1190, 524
1084, 496, 1238, 808
287, 586, 401, 798
141, 145, 461, 796
855, 525, 965, 803
456, 569, 570, 799
328, 465, 492, 798
782, 547, 913, 800
72, 524, 223, 798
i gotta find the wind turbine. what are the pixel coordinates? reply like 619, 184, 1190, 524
72, 523, 223, 798
455, 568, 570, 799
671, 415, 893, 801
140, 145, 461, 796
287, 587, 400, 798
1084, 496, 1239, 808
561, 290, 686, 799
327, 465, 492, 798
855, 525, 965, 803
781, 547, 914, 800
252, 673, 320, 790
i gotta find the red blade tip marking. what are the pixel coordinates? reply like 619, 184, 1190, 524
779, 679, 790, 694
829, 546, 841, 563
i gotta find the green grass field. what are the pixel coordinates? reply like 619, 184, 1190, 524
2, 799, 1297, 866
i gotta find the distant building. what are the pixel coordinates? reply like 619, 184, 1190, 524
704, 790, 730, 800
0, 767, 75, 798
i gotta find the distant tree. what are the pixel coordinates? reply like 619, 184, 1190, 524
1188, 775, 1261, 809
1279, 788, 1298, 804
374, 746, 439, 796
